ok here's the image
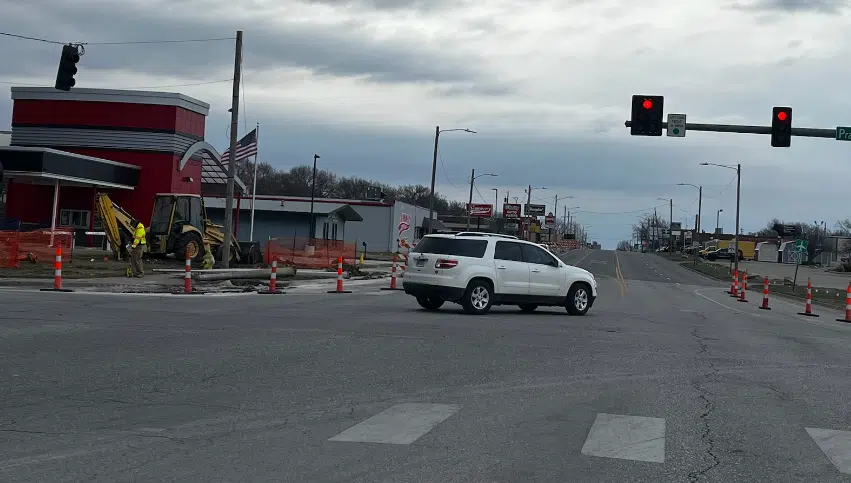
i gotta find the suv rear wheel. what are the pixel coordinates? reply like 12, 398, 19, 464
566, 283, 591, 316
416, 297, 444, 311
462, 279, 493, 315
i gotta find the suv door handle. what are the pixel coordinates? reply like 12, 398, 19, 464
496, 266, 507, 269
531, 269, 541, 273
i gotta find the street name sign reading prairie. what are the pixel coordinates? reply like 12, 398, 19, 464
836, 126, 851, 141
667, 114, 686, 137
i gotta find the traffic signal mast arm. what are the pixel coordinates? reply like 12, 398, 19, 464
624, 120, 836, 139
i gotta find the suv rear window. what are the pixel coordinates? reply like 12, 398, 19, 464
412, 238, 488, 258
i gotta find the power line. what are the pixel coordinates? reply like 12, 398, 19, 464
0, 78, 232, 88
0, 31, 234, 46
573, 204, 667, 215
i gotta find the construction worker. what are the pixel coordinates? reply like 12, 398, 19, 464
130, 218, 146, 277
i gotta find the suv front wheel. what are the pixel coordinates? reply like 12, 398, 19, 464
462, 280, 493, 315
566, 283, 591, 316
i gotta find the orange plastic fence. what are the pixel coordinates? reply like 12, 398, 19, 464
265, 237, 356, 269
0, 230, 75, 268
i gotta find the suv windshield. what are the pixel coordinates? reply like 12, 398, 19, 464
412, 237, 488, 258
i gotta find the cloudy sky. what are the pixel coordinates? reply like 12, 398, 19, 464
2, 0, 850, 247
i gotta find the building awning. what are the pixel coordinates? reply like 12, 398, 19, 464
204, 196, 363, 222
0, 146, 139, 189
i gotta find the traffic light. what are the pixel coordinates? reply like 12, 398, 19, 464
54, 44, 80, 92
630, 95, 664, 136
771, 106, 792, 147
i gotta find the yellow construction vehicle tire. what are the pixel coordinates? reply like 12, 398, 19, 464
175, 232, 204, 262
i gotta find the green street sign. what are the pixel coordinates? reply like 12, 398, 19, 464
836, 126, 851, 141
794, 239, 808, 250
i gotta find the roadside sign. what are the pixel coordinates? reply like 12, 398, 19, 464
667, 114, 686, 137
794, 239, 808, 251
544, 212, 555, 228
468, 203, 493, 217
502, 203, 521, 218
524, 204, 546, 216
836, 126, 851, 141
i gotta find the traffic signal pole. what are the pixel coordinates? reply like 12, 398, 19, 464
222, 30, 243, 268
624, 120, 836, 139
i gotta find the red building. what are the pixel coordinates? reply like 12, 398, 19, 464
1, 87, 245, 245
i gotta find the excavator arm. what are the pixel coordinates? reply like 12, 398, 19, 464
95, 193, 136, 260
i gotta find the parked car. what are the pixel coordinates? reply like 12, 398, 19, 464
403, 234, 598, 315
705, 247, 743, 261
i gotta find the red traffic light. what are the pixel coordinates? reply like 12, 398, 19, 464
777, 111, 788, 121
642, 99, 653, 109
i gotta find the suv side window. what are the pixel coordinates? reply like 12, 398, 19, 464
494, 241, 523, 262
521, 244, 559, 266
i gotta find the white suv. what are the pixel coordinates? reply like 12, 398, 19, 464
403, 234, 598, 315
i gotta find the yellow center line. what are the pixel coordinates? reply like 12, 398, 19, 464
614, 250, 628, 297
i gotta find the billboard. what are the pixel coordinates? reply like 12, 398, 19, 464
544, 212, 556, 228
502, 203, 521, 218
468, 203, 493, 217
524, 204, 546, 216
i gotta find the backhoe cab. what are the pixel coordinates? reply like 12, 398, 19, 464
146, 194, 240, 264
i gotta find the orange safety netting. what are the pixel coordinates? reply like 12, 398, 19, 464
0, 230, 75, 268
265, 237, 356, 269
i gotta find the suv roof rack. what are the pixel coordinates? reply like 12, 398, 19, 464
454, 232, 519, 239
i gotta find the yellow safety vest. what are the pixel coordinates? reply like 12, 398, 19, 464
133, 223, 147, 247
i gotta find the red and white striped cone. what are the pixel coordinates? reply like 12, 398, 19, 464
40, 245, 73, 292
836, 282, 851, 323
728, 269, 737, 295
381, 251, 403, 291
737, 270, 748, 302
730, 269, 739, 297
173, 247, 204, 295
758, 276, 772, 310
328, 256, 352, 293
259, 259, 285, 294
798, 278, 819, 317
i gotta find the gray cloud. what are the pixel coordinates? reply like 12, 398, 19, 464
732, 0, 849, 13
0, 1, 509, 93
301, 0, 465, 12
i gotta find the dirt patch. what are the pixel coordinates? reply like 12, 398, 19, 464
0, 249, 185, 279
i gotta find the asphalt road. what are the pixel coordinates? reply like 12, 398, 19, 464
2, 250, 851, 482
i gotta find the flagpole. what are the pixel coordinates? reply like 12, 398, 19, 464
249, 122, 259, 240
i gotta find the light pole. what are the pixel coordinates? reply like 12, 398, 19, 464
701, 163, 741, 278
428, 126, 476, 234
657, 198, 673, 254
677, 183, 703, 265
309, 153, 320, 240
716, 209, 723, 233
466, 169, 498, 230
564, 206, 579, 242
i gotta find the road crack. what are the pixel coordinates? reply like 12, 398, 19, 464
688, 327, 721, 481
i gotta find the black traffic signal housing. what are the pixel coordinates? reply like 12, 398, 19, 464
771, 106, 792, 147
54, 44, 80, 92
630, 95, 664, 136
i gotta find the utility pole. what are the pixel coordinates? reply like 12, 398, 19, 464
668, 198, 673, 254
222, 30, 243, 268
526, 185, 532, 240
427, 126, 440, 234
552, 194, 557, 242
734, 163, 741, 280
695, 186, 702, 266
466, 168, 475, 230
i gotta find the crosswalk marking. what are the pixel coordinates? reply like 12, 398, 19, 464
581, 413, 666, 463
807, 427, 851, 474
329, 403, 461, 445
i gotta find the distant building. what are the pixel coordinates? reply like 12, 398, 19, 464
204, 195, 433, 253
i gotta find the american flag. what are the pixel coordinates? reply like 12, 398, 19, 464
221, 128, 258, 163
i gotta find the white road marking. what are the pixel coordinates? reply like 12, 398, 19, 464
329, 403, 461, 445
806, 427, 851, 474
581, 413, 666, 463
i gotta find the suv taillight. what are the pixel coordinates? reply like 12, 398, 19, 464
435, 258, 458, 269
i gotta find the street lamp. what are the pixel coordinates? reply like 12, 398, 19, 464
466, 170, 498, 230
491, 188, 499, 213
428, 126, 476, 234
309, 153, 320, 240
657, 197, 673, 254
700, 162, 741, 279
716, 209, 723, 233
677, 183, 703, 265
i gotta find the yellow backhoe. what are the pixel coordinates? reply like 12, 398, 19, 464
95, 192, 245, 267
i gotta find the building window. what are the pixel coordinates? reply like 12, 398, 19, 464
59, 209, 91, 229
322, 222, 340, 240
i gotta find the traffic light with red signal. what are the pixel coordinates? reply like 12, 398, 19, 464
771, 106, 792, 147
54, 44, 80, 92
630, 95, 664, 136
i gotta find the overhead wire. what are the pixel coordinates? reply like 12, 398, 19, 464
0, 78, 231, 88
0, 31, 235, 45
